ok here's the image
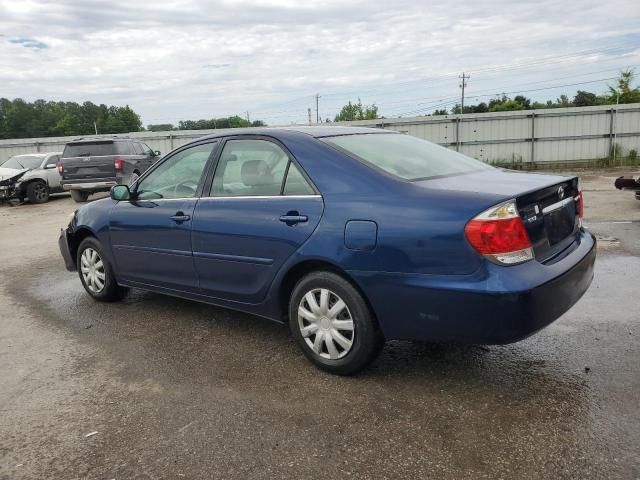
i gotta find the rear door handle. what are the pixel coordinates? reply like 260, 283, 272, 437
170, 212, 191, 223
279, 214, 308, 224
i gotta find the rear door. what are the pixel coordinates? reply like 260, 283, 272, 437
61, 141, 117, 182
109, 141, 218, 291
191, 137, 323, 304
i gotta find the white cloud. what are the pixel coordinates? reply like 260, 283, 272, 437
0, 0, 639, 126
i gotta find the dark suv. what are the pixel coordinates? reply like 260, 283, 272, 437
60, 138, 160, 202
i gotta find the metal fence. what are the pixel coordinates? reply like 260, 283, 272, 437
1, 103, 639, 166
338, 103, 640, 166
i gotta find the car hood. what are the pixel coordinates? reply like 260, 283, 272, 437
0, 167, 29, 182
414, 168, 571, 198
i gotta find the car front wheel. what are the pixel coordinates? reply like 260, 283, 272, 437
77, 237, 127, 302
27, 181, 49, 203
289, 271, 384, 375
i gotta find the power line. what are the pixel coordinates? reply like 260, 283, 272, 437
393, 76, 621, 117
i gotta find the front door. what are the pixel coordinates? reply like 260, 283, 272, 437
192, 138, 323, 304
109, 141, 218, 292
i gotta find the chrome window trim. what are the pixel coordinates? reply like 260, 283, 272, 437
542, 197, 574, 214
132, 194, 322, 202
199, 194, 322, 200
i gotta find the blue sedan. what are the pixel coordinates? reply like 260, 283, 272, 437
59, 127, 596, 374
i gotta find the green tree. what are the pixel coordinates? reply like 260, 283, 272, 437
147, 124, 175, 131
334, 99, 379, 121
573, 90, 597, 107
607, 69, 640, 103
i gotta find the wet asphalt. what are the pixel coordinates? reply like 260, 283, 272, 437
0, 172, 639, 479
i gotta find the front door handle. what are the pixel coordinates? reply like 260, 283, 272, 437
279, 212, 308, 224
170, 212, 191, 223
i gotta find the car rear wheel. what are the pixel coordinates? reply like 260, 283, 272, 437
289, 271, 384, 375
70, 190, 90, 203
27, 181, 49, 204
77, 237, 128, 302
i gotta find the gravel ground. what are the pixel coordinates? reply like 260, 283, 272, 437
0, 169, 639, 479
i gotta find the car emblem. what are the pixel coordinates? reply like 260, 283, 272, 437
558, 186, 564, 200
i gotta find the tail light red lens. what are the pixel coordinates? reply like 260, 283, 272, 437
114, 158, 123, 171
577, 191, 583, 218
57, 161, 63, 175
465, 199, 533, 265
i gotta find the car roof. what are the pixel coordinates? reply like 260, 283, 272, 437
67, 137, 133, 144
198, 125, 393, 142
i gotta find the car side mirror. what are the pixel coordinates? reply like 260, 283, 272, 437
110, 185, 131, 201
153, 150, 161, 157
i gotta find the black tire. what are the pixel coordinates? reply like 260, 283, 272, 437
70, 190, 90, 203
26, 181, 49, 204
76, 237, 128, 302
289, 271, 384, 375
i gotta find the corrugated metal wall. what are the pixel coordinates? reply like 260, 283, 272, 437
1, 103, 639, 165
339, 103, 640, 164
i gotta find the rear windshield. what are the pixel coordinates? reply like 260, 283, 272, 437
324, 133, 492, 181
62, 141, 117, 158
1, 155, 43, 170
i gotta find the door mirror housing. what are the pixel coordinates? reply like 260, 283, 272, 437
110, 184, 131, 201
153, 150, 161, 157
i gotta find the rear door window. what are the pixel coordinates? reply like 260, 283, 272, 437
131, 142, 144, 155
115, 142, 137, 155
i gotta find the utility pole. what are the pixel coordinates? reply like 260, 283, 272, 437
94, 121, 98, 135
246, 111, 251, 124
459, 73, 470, 113
314, 93, 320, 124
613, 90, 620, 165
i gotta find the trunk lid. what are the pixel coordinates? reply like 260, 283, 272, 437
417, 169, 581, 263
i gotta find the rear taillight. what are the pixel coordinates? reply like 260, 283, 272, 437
576, 178, 583, 219
464, 199, 533, 265
57, 161, 63, 175
114, 158, 123, 172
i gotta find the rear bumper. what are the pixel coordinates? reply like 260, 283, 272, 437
58, 228, 76, 271
352, 229, 596, 344
62, 180, 117, 191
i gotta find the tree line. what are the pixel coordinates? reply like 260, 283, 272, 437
147, 116, 265, 132
434, 70, 640, 115
331, 70, 640, 120
0, 99, 268, 140
0, 99, 143, 139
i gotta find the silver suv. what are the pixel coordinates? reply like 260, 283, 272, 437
0, 152, 63, 204
60, 138, 160, 202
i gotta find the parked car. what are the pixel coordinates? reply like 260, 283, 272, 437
58, 127, 596, 374
614, 175, 640, 200
0, 152, 63, 204
59, 137, 160, 203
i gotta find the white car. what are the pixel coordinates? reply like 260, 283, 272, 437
0, 152, 63, 203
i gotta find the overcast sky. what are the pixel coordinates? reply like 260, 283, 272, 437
1, 0, 639, 126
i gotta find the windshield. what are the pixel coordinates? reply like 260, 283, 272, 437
324, 133, 492, 181
1, 155, 43, 170
62, 141, 116, 158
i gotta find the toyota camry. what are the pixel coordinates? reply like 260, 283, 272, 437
59, 127, 596, 374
